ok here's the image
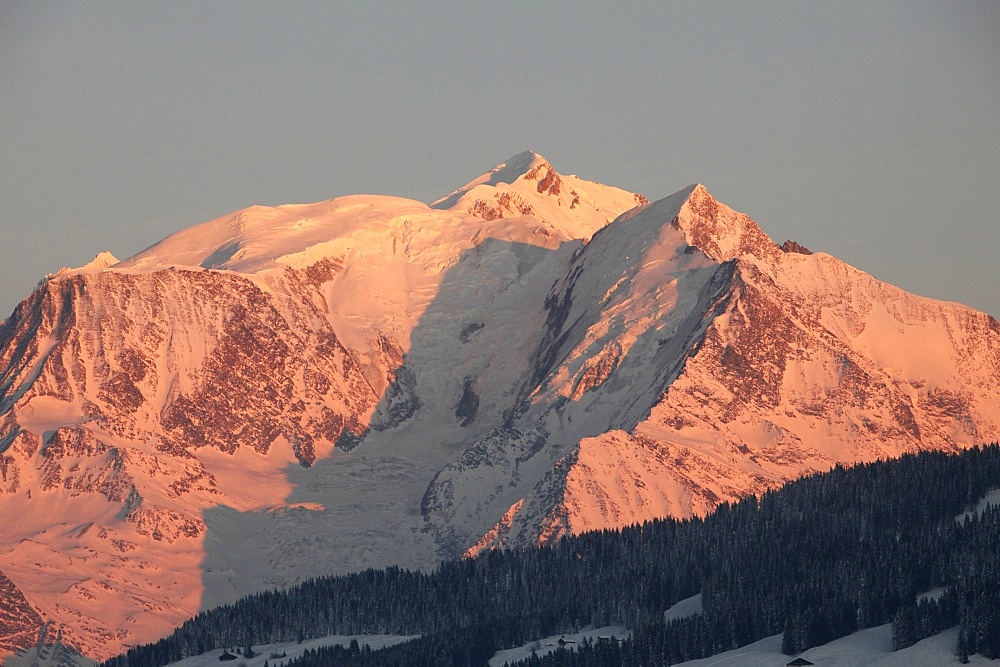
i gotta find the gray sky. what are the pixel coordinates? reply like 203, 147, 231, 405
2, 1, 998, 319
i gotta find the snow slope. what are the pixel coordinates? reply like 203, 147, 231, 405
489, 626, 630, 666
489, 624, 986, 667
1, 152, 998, 661
161, 634, 418, 667
673, 624, 989, 666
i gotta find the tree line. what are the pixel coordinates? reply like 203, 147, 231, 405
103, 443, 1000, 666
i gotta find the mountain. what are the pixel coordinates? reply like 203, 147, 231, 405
1, 151, 998, 661
449, 183, 1000, 553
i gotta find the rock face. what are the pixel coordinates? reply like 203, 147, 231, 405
0, 570, 45, 658
1, 152, 998, 661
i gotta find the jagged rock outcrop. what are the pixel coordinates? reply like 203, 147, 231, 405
1, 152, 998, 661
0, 570, 43, 657
780, 239, 812, 255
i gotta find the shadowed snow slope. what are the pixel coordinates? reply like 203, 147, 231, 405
674, 624, 990, 666
1, 152, 998, 661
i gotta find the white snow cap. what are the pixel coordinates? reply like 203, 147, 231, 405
40, 250, 120, 285
431, 150, 549, 209
85, 250, 119, 269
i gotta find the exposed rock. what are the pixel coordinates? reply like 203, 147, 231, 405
0, 570, 43, 657
458, 321, 485, 343
780, 239, 812, 255
454, 376, 480, 427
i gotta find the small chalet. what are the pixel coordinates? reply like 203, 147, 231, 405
218, 651, 238, 662
786, 658, 814, 666
557, 637, 576, 647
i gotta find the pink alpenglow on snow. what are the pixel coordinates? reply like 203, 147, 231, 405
1, 152, 998, 661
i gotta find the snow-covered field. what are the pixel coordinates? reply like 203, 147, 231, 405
488, 622, 987, 667
160, 634, 419, 667
955, 487, 1000, 523
664, 592, 703, 621
4, 620, 987, 666
675, 624, 986, 666
489, 626, 630, 666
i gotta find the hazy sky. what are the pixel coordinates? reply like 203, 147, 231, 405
2, 1, 998, 319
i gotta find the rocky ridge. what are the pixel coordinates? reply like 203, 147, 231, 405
1, 152, 998, 661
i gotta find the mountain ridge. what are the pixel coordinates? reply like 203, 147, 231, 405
1, 152, 998, 661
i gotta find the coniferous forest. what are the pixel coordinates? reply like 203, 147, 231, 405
102, 444, 1000, 666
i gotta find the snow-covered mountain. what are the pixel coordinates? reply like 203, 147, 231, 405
1, 151, 998, 661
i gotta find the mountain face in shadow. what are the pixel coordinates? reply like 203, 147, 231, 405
1, 152, 998, 660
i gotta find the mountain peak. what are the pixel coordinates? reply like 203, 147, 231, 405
430, 150, 550, 210
496, 149, 551, 182
673, 183, 780, 263
86, 250, 120, 269
430, 151, 644, 240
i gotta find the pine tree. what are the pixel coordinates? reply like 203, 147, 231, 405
958, 627, 970, 663
781, 616, 797, 655
892, 603, 916, 650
